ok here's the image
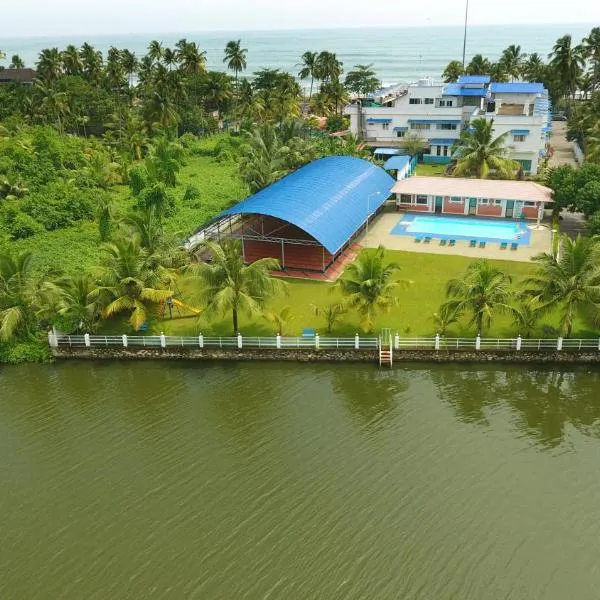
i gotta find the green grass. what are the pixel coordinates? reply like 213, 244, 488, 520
139, 250, 592, 339
415, 163, 447, 177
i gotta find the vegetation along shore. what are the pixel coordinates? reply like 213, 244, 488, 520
1, 29, 600, 363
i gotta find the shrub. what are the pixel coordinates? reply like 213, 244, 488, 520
6, 211, 44, 239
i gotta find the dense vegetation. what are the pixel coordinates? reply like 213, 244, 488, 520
1, 33, 600, 361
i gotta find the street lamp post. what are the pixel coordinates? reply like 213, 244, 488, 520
367, 191, 382, 235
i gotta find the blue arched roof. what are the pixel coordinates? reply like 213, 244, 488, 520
217, 156, 395, 254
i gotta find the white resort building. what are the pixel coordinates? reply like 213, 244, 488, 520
345, 75, 551, 174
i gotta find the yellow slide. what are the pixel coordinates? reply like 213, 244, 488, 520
171, 299, 203, 315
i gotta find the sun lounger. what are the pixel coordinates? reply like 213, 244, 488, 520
479, 241, 486, 249
470, 240, 477, 248
414, 237, 422, 243
424, 237, 432, 244
511, 242, 518, 251
449, 239, 456, 247
500, 242, 508, 250
440, 239, 447, 246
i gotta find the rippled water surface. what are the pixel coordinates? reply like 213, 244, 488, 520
2, 362, 600, 599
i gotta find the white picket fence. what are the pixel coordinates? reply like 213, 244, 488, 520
49, 332, 600, 353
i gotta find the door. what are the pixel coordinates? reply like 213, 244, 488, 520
468, 198, 477, 216
514, 201, 524, 219
435, 196, 443, 214
505, 200, 514, 218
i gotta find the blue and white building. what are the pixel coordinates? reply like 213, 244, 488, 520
345, 75, 551, 173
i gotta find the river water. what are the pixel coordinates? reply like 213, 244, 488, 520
2, 361, 600, 599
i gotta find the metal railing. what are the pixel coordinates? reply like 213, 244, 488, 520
49, 332, 600, 353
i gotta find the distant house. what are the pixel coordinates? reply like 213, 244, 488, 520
345, 76, 551, 174
0, 68, 37, 86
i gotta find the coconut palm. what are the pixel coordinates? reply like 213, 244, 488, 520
466, 54, 492, 76
0, 250, 47, 341
441, 259, 519, 334
452, 118, 518, 179
120, 49, 138, 87
237, 78, 264, 121
336, 246, 405, 333
549, 35, 585, 101
79, 43, 103, 83
298, 51, 319, 101
146, 91, 180, 137
61, 44, 83, 75
523, 235, 600, 337
9, 54, 25, 69
175, 39, 207, 75
239, 124, 286, 192
36, 47, 62, 82
442, 60, 464, 83
186, 239, 286, 334
310, 301, 347, 334
264, 305, 294, 335
315, 51, 343, 84
499, 44, 526, 81
35, 82, 70, 135
203, 71, 234, 117
53, 274, 98, 332
522, 53, 546, 82
85, 152, 122, 188
91, 238, 174, 331
583, 27, 600, 91
147, 40, 164, 65
223, 40, 248, 88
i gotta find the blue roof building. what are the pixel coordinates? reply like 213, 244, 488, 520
207, 157, 395, 273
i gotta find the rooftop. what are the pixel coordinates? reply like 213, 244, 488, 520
391, 177, 553, 204
490, 82, 545, 95
457, 75, 491, 85
0, 68, 37, 83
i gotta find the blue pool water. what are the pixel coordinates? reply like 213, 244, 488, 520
391, 214, 531, 245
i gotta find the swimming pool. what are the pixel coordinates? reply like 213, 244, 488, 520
391, 214, 531, 245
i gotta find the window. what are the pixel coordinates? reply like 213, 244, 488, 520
513, 134, 526, 142
410, 123, 430, 131
450, 197, 463, 204
437, 123, 458, 130
396, 130, 406, 138
409, 98, 423, 105
382, 123, 389, 130
416, 195, 428, 205
524, 201, 536, 207
400, 194, 412, 204
479, 199, 489, 205
439, 99, 454, 107
494, 199, 502, 205
436, 146, 441, 156
443, 145, 449, 157
425, 98, 434, 105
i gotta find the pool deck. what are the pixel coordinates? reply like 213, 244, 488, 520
359, 212, 552, 263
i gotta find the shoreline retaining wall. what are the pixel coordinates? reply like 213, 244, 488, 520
52, 347, 600, 365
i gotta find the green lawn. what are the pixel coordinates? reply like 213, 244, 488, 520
135, 250, 593, 340
415, 163, 447, 177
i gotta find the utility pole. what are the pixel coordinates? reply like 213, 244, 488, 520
462, 0, 470, 70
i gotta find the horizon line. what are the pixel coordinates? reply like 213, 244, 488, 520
0, 21, 596, 42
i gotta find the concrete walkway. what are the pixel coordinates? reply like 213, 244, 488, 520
549, 121, 577, 168
360, 212, 552, 263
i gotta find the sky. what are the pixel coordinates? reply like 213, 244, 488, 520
1, 0, 599, 37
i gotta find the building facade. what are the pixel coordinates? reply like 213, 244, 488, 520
345, 76, 551, 173
391, 176, 553, 222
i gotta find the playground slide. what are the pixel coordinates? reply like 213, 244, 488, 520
171, 299, 203, 315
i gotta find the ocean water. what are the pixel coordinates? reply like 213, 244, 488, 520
0, 23, 595, 85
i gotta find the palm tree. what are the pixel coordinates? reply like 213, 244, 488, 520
203, 71, 234, 117
237, 78, 264, 121
583, 27, 600, 91
344, 64, 380, 96
79, 43, 103, 83
36, 47, 62, 82
310, 301, 347, 333
175, 39, 207, 75
452, 118, 518, 179
147, 40, 164, 65
549, 35, 585, 102
53, 274, 98, 332
523, 235, 600, 337
120, 49, 138, 87
146, 91, 180, 137
522, 53, 545, 82
145, 138, 185, 187
61, 44, 83, 75
298, 51, 319, 102
441, 259, 518, 335
239, 124, 286, 192
264, 305, 294, 335
186, 239, 286, 334
96, 194, 117, 242
336, 246, 404, 333
163, 47, 178, 71
499, 44, 526, 81
315, 51, 343, 84
91, 238, 174, 331
35, 82, 70, 135
442, 60, 464, 83
223, 40, 248, 89
9, 54, 25, 69
0, 250, 44, 341
466, 54, 492, 76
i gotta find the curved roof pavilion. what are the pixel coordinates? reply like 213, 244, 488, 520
215, 156, 395, 255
